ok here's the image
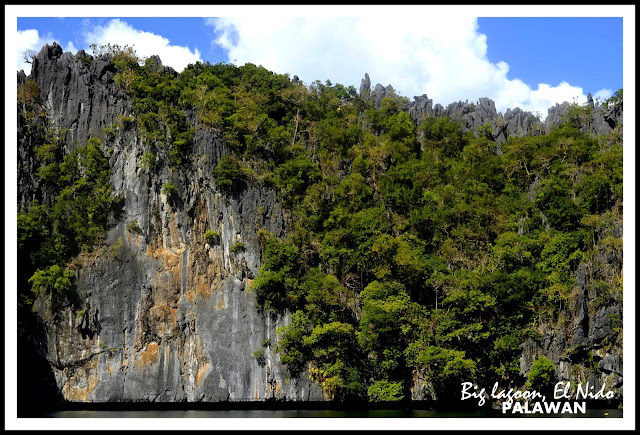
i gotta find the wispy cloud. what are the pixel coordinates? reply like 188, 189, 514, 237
593, 88, 614, 103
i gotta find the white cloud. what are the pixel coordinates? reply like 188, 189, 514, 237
83, 19, 202, 73
208, 16, 601, 118
64, 41, 78, 54
593, 88, 613, 103
500, 81, 589, 119
16, 29, 55, 74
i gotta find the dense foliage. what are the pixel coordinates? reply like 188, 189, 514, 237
18, 137, 116, 305
18, 44, 623, 403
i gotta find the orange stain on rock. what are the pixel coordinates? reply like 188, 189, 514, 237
195, 275, 212, 299
137, 342, 159, 366
195, 361, 210, 387
61, 358, 99, 402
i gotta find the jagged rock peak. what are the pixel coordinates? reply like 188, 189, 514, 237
145, 55, 178, 77
476, 97, 497, 118
409, 94, 434, 120
34, 42, 64, 67
359, 73, 371, 99
358, 73, 395, 108
74, 49, 91, 61
147, 54, 163, 66
545, 101, 572, 133
357, 72, 621, 146
145, 54, 176, 75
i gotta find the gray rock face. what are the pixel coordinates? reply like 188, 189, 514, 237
408, 95, 434, 120
351, 69, 543, 146
545, 99, 623, 136
370, 83, 395, 108
144, 54, 178, 77
599, 353, 622, 376
22, 43, 325, 403
594, 103, 623, 136
403, 90, 544, 146
359, 74, 398, 109
31, 43, 135, 153
544, 102, 572, 134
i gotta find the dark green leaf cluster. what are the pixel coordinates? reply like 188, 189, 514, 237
127, 221, 142, 235
212, 154, 245, 192
526, 355, 556, 396
162, 181, 179, 202
229, 242, 246, 256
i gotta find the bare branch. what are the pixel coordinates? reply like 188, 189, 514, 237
23, 49, 38, 64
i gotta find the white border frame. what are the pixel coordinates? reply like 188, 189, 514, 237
5, 4, 635, 431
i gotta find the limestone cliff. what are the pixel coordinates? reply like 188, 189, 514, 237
19, 43, 324, 403
18, 45, 623, 406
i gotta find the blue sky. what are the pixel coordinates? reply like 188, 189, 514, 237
17, 17, 227, 64
14, 11, 625, 118
478, 17, 622, 95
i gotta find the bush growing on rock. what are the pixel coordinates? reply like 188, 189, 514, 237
205, 230, 220, 245
127, 221, 142, 235
162, 181, 179, 202
230, 242, 246, 256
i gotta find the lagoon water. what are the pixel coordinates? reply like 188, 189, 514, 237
39, 408, 621, 418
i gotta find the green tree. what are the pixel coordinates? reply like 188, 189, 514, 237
28, 264, 75, 297
526, 355, 556, 396
367, 380, 404, 402
275, 310, 311, 377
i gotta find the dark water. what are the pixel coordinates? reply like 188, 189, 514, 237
40, 408, 622, 418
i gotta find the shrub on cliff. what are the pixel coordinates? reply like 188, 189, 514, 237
28, 264, 74, 297
90, 43, 139, 70
205, 230, 220, 246
229, 242, 246, 256
162, 181, 179, 202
